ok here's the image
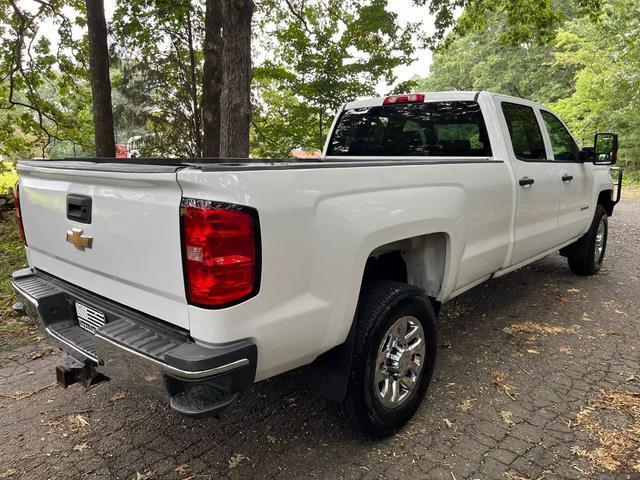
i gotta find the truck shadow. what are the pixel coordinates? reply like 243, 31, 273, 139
110, 251, 610, 477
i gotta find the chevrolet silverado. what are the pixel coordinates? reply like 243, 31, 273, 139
11, 91, 622, 436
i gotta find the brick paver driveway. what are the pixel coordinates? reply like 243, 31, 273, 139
1, 192, 639, 480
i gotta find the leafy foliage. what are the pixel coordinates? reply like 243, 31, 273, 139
552, 0, 640, 170
0, 0, 93, 159
419, 20, 578, 104
419, 0, 639, 171
251, 0, 416, 156
112, 0, 206, 157
414, 0, 602, 47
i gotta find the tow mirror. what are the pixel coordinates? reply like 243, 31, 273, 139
593, 133, 618, 165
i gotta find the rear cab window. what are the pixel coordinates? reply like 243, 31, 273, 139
327, 101, 492, 157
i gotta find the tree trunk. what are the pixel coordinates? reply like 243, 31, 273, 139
220, 0, 253, 158
202, 0, 223, 158
186, 10, 203, 158
85, 0, 116, 157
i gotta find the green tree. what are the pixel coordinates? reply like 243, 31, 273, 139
415, 0, 603, 47
252, 0, 416, 157
0, 0, 93, 159
112, 1, 206, 157
551, 0, 640, 171
419, 18, 578, 104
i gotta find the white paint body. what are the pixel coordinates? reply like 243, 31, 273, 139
16, 92, 614, 382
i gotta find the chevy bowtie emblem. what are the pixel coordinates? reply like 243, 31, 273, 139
66, 228, 93, 250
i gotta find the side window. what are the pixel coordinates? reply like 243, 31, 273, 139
501, 102, 547, 161
541, 111, 580, 162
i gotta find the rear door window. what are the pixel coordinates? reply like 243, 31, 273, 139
501, 102, 547, 161
327, 101, 492, 157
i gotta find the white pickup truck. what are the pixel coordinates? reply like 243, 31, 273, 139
12, 91, 622, 436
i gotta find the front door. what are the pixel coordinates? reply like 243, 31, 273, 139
500, 101, 560, 265
540, 110, 594, 243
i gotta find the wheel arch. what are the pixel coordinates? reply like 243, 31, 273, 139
363, 232, 449, 301
306, 232, 449, 401
597, 189, 615, 216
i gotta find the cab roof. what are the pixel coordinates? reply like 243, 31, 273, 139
342, 91, 541, 111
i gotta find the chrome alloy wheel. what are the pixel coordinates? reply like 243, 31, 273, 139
373, 315, 426, 409
594, 217, 606, 264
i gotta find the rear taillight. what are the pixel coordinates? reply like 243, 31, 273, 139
14, 181, 27, 245
383, 93, 425, 105
180, 198, 260, 308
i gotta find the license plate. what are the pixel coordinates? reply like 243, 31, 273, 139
75, 301, 106, 333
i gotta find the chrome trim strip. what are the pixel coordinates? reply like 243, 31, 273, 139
94, 334, 249, 380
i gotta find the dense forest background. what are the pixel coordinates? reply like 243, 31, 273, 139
0, 0, 638, 185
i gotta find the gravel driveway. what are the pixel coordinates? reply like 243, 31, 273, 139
1, 191, 639, 480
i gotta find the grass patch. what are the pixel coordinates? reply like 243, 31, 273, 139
0, 213, 33, 349
622, 170, 640, 185
0, 162, 19, 194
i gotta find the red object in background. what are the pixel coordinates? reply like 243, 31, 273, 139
115, 144, 128, 158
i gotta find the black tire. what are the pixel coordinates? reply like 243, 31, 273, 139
341, 280, 437, 437
568, 204, 608, 276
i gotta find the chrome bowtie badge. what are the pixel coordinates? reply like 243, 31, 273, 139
66, 228, 93, 250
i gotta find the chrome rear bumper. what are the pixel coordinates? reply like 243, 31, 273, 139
12, 268, 257, 416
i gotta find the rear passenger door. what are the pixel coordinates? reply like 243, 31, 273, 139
500, 101, 560, 265
540, 110, 593, 243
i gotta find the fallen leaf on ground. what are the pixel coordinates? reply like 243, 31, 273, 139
571, 390, 640, 472
443, 418, 453, 428
492, 372, 518, 400
174, 464, 190, 475
560, 346, 572, 354
29, 347, 55, 359
228, 453, 249, 469
0, 469, 17, 479
459, 399, 474, 412
503, 321, 577, 335
73, 443, 89, 452
500, 410, 515, 425
504, 470, 528, 480
566, 288, 581, 293
135, 470, 155, 480
5, 382, 56, 401
110, 391, 127, 402
526, 349, 539, 354
68, 414, 90, 432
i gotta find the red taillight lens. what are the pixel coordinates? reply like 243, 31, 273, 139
383, 93, 425, 105
14, 181, 27, 246
180, 199, 259, 308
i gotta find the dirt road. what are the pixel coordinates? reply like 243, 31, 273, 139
1, 191, 639, 480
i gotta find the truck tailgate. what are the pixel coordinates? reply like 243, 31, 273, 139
17, 162, 189, 329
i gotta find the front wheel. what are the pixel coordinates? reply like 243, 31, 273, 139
341, 280, 437, 437
568, 205, 608, 276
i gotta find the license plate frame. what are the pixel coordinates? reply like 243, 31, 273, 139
75, 301, 106, 334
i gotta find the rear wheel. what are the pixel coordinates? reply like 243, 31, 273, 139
341, 280, 437, 437
568, 204, 608, 276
